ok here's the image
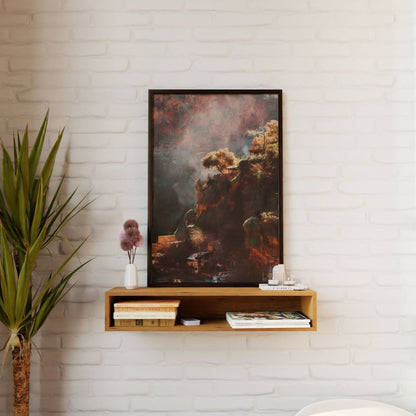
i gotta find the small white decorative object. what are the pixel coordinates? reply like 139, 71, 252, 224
293, 283, 306, 290
181, 318, 200, 326
124, 263, 138, 289
273, 264, 286, 281
284, 271, 295, 286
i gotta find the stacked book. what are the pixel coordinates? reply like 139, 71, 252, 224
225, 311, 310, 329
113, 299, 180, 327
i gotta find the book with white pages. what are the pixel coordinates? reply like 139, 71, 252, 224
113, 311, 176, 319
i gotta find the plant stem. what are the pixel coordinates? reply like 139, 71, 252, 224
12, 338, 31, 416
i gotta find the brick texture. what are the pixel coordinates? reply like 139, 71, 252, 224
0, 0, 415, 415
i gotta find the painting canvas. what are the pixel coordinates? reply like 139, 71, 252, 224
148, 89, 283, 286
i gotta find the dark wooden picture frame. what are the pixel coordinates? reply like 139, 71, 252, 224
148, 89, 283, 287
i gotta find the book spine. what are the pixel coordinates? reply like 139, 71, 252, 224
114, 319, 175, 327
159, 319, 175, 327
113, 311, 176, 319
113, 301, 180, 308
114, 307, 177, 312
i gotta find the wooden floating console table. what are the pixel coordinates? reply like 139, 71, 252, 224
105, 287, 317, 332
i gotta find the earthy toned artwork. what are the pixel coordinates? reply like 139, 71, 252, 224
148, 90, 283, 286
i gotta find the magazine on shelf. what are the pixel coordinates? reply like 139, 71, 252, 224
225, 311, 311, 328
226, 321, 310, 328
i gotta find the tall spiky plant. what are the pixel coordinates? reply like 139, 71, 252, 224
0, 111, 92, 416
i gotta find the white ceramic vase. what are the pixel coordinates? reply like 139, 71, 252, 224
124, 264, 138, 289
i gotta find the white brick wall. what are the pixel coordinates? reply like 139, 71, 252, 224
0, 0, 415, 415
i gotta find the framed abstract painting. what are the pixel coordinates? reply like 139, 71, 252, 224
148, 89, 283, 286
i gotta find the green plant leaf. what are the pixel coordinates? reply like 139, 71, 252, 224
12, 135, 18, 174
44, 193, 94, 248
0, 190, 25, 252
0, 227, 16, 324
29, 177, 44, 245
31, 238, 89, 308
1, 143, 18, 222
39, 128, 64, 191
27, 246, 92, 337
16, 127, 29, 202
28, 110, 48, 187
43, 176, 64, 221
17, 182, 29, 245
14, 225, 46, 320
0, 257, 12, 324
0, 302, 10, 327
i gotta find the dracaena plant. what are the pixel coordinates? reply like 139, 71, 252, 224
0, 111, 92, 416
